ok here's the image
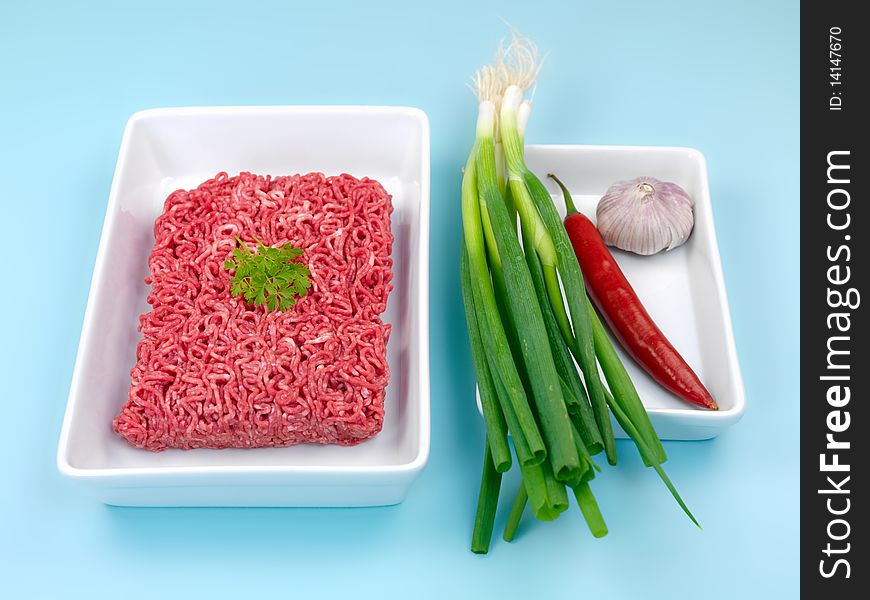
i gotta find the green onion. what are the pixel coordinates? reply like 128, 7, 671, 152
503, 179, 517, 232
461, 141, 546, 462
523, 168, 618, 465
475, 106, 580, 485
499, 86, 618, 466
492, 371, 544, 467
587, 298, 667, 465
572, 482, 608, 538
461, 33, 702, 551
494, 140, 507, 197
604, 387, 699, 527
460, 243, 511, 472
471, 441, 504, 554
519, 460, 554, 521
523, 221, 604, 454
559, 377, 601, 454
540, 454, 570, 516
503, 483, 528, 542
570, 420, 600, 484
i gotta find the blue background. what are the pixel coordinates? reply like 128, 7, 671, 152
0, 1, 799, 597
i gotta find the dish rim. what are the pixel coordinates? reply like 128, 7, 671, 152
56, 104, 432, 480
479, 143, 746, 429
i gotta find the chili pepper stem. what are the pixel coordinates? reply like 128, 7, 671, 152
548, 173, 578, 215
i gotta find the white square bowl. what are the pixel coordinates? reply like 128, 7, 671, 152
57, 106, 430, 506
480, 145, 744, 440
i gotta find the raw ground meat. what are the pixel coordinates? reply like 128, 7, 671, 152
112, 171, 393, 451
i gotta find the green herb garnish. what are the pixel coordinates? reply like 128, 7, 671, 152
224, 237, 311, 311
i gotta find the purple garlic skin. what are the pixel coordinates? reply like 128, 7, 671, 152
596, 177, 695, 255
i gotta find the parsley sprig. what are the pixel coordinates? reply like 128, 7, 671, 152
224, 237, 311, 311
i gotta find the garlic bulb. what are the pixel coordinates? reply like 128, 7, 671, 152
596, 177, 695, 255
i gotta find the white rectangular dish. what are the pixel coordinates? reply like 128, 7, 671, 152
480, 145, 744, 440
57, 106, 430, 506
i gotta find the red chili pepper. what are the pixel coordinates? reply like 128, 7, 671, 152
550, 174, 717, 411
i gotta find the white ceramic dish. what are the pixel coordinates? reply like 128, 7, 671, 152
57, 106, 431, 506
478, 145, 744, 440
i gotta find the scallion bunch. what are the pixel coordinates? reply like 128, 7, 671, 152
461, 34, 698, 554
